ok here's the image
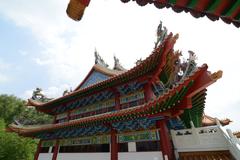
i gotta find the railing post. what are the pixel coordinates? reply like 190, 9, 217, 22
190, 121, 200, 145
34, 140, 42, 160
170, 130, 179, 159
52, 140, 59, 160
227, 129, 240, 144
190, 121, 195, 128
215, 118, 221, 126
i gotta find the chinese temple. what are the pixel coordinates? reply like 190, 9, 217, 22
8, 22, 240, 160
66, 0, 240, 28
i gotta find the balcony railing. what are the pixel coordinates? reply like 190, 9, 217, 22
170, 120, 240, 160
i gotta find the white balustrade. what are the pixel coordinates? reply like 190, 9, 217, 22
171, 120, 240, 160
38, 152, 164, 160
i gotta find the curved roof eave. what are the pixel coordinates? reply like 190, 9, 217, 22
9, 66, 222, 136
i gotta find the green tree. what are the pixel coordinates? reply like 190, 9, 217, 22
0, 94, 53, 160
17, 107, 52, 125
0, 94, 52, 125
0, 119, 37, 160
0, 95, 25, 125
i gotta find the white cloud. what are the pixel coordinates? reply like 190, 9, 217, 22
1, 1, 240, 131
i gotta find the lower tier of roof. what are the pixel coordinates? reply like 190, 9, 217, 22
8, 65, 222, 138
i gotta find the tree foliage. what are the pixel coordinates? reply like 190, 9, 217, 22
0, 94, 53, 160
0, 118, 38, 160
0, 94, 52, 125
0, 95, 25, 125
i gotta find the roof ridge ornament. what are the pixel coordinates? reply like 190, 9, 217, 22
113, 55, 126, 71
154, 21, 168, 49
31, 88, 52, 103
135, 58, 142, 66
94, 49, 109, 68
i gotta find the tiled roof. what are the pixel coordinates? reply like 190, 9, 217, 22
121, 0, 240, 28
8, 64, 222, 137
74, 64, 126, 91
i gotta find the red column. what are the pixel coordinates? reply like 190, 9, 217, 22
111, 128, 118, 160
144, 82, 155, 102
34, 140, 42, 160
115, 92, 120, 110
53, 116, 57, 124
112, 88, 120, 110
157, 120, 174, 160
67, 111, 71, 121
52, 140, 59, 160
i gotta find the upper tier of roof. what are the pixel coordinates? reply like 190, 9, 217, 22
74, 64, 125, 91
66, 0, 240, 28
27, 33, 179, 114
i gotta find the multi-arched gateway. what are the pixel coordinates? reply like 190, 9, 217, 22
8, 24, 240, 159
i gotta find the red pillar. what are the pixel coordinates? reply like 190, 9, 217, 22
67, 111, 71, 121
53, 116, 57, 124
112, 88, 120, 110
111, 128, 118, 160
115, 92, 120, 110
157, 120, 174, 160
34, 140, 42, 160
144, 82, 155, 102
52, 140, 59, 160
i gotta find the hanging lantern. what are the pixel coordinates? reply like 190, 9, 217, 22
66, 0, 91, 21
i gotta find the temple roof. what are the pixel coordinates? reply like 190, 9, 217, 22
8, 64, 222, 137
234, 131, 240, 138
202, 114, 232, 127
27, 33, 179, 114
66, 0, 240, 28
74, 64, 125, 91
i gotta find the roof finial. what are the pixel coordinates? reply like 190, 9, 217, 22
154, 21, 168, 49
113, 55, 126, 71
94, 48, 109, 68
135, 58, 142, 66
31, 87, 52, 102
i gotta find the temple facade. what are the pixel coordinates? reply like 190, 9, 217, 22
8, 26, 240, 160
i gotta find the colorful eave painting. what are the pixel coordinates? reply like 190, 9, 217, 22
66, 0, 240, 28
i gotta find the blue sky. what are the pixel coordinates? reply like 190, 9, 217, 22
0, 0, 240, 131
0, 17, 48, 96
